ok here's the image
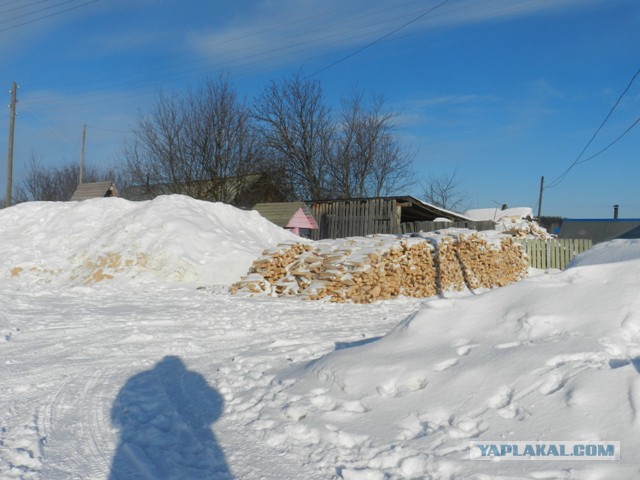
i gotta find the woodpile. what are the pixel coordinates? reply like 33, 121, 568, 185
456, 234, 528, 289
230, 230, 528, 304
497, 218, 550, 239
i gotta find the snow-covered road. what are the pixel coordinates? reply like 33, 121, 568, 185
0, 283, 421, 479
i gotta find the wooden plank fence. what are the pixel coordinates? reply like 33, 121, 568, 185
311, 198, 398, 240
515, 238, 592, 270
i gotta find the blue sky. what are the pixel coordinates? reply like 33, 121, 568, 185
0, 0, 638, 217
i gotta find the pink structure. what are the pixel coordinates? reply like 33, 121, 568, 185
286, 207, 319, 235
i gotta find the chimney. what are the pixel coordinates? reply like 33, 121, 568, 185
614, 204, 619, 219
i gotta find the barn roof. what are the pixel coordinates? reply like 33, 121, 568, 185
253, 202, 318, 229
71, 181, 118, 201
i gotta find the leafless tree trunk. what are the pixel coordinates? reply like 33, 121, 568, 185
422, 171, 468, 211
253, 72, 334, 200
330, 91, 414, 198
123, 77, 260, 204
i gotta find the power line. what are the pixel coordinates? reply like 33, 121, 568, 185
546, 66, 640, 189
0, 0, 50, 18
0, 0, 98, 34
18, 0, 516, 108
22, 3, 462, 111
21, 102, 79, 147
85, 124, 132, 134
308, 0, 452, 77
24, 16, 426, 108
575, 116, 640, 165
16, 0, 551, 114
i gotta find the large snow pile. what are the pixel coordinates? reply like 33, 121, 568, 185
245, 239, 640, 478
0, 195, 298, 286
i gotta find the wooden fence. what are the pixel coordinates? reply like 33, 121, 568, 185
311, 198, 397, 239
515, 238, 593, 270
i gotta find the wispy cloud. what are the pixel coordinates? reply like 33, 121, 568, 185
395, 92, 501, 130
187, 0, 607, 73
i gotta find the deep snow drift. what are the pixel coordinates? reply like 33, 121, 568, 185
1, 197, 639, 479
257, 239, 640, 478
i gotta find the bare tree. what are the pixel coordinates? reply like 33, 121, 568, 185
123, 77, 260, 204
330, 90, 414, 198
422, 171, 469, 211
253, 72, 334, 200
14, 154, 121, 202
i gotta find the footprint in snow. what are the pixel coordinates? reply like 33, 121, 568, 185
447, 416, 488, 439
487, 386, 527, 420
538, 372, 568, 395
433, 358, 459, 371
376, 373, 429, 398
495, 341, 525, 349
487, 386, 513, 409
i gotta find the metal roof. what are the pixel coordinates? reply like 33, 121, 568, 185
558, 219, 640, 244
70, 181, 118, 201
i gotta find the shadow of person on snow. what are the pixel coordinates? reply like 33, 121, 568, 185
109, 355, 232, 479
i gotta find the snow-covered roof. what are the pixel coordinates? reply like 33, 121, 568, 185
464, 207, 534, 222
70, 181, 118, 201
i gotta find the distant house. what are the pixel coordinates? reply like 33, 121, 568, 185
121, 173, 286, 208
253, 202, 319, 237
71, 181, 118, 201
558, 219, 640, 244
309, 196, 485, 240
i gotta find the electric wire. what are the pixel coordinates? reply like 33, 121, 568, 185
0, 0, 50, 18
546, 66, 640, 189
308, 0, 452, 77
18, 0, 527, 108
13, 0, 570, 115
0, 0, 98, 34
575, 116, 640, 166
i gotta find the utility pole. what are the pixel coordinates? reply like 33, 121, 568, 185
537, 176, 544, 220
80, 124, 86, 184
6, 81, 17, 208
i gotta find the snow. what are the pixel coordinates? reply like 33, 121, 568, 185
464, 207, 550, 239
1, 196, 640, 479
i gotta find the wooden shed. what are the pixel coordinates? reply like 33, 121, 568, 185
309, 196, 490, 240
253, 202, 319, 236
71, 181, 118, 201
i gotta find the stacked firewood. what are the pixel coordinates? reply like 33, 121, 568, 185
230, 230, 528, 303
456, 233, 528, 289
497, 218, 550, 239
